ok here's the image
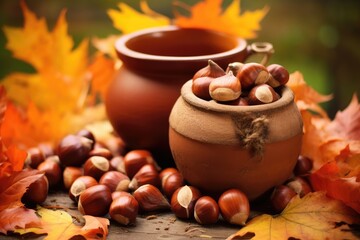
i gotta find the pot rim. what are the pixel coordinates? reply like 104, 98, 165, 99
115, 26, 247, 62
181, 80, 295, 113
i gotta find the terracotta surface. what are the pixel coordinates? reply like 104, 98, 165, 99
105, 26, 272, 166
169, 80, 303, 200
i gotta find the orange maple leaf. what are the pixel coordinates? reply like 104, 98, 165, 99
174, 0, 269, 39
108, 1, 170, 34
228, 192, 360, 240
0, 168, 43, 234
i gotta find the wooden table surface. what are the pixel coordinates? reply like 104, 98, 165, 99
2, 191, 242, 240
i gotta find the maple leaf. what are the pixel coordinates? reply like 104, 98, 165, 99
0, 168, 42, 234
174, 0, 269, 39
2, 0, 89, 113
287, 71, 332, 118
108, 1, 170, 34
228, 192, 360, 240
15, 207, 110, 240
310, 161, 360, 215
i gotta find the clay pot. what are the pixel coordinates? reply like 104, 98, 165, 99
105, 26, 273, 166
169, 80, 303, 200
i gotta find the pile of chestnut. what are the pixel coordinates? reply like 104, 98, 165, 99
23, 129, 314, 226
192, 60, 290, 105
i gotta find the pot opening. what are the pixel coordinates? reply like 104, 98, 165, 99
125, 28, 240, 57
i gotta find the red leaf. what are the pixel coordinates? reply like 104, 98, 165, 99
327, 94, 360, 140
310, 161, 360, 214
0, 207, 40, 234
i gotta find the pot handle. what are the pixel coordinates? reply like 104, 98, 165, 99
246, 42, 274, 66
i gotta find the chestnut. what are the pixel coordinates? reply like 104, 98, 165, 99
294, 155, 313, 176
266, 64, 289, 88
248, 84, 280, 105
37, 157, 62, 188
78, 184, 112, 216
99, 171, 130, 192
57, 134, 93, 166
218, 189, 250, 226
89, 147, 113, 160
270, 185, 297, 213
194, 196, 219, 225
83, 156, 110, 180
286, 177, 312, 197
109, 156, 126, 173
37, 142, 55, 158
171, 185, 201, 219
22, 173, 49, 204
123, 150, 158, 178
97, 136, 126, 157
209, 71, 241, 102
25, 147, 45, 169
63, 166, 83, 190
226, 62, 244, 76
109, 192, 139, 225
128, 164, 160, 191
236, 62, 270, 90
76, 128, 96, 147
159, 168, 178, 181
69, 176, 98, 202
161, 171, 184, 199
133, 184, 170, 212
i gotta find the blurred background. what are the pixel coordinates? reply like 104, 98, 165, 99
0, 0, 359, 117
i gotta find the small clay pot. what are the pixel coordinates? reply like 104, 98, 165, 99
105, 26, 273, 166
169, 80, 303, 200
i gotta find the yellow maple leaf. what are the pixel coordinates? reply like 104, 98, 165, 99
108, 1, 170, 34
228, 192, 360, 240
174, 0, 269, 39
2, 0, 89, 113
15, 207, 109, 240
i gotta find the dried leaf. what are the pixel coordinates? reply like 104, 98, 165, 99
326, 95, 360, 140
288, 71, 332, 117
228, 192, 360, 240
15, 207, 109, 240
0, 168, 42, 234
108, 1, 170, 34
174, 0, 269, 39
310, 161, 360, 214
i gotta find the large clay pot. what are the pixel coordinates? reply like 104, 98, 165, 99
105, 26, 273, 166
169, 80, 303, 200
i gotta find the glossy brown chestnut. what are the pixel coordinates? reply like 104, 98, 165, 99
194, 196, 219, 225
26, 147, 45, 169
123, 150, 158, 178
109, 192, 139, 225
63, 166, 83, 190
267, 64, 289, 88
248, 84, 280, 105
286, 177, 312, 197
83, 156, 110, 180
171, 185, 201, 219
236, 62, 270, 90
99, 171, 130, 192
69, 176, 98, 202
78, 184, 112, 216
37, 157, 62, 187
109, 156, 126, 173
57, 134, 93, 166
161, 171, 184, 199
89, 147, 113, 160
209, 71, 241, 102
76, 129, 96, 149
128, 164, 160, 191
22, 173, 49, 204
133, 184, 170, 212
218, 189, 250, 226
270, 185, 297, 213
293, 155, 313, 176
159, 168, 178, 181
